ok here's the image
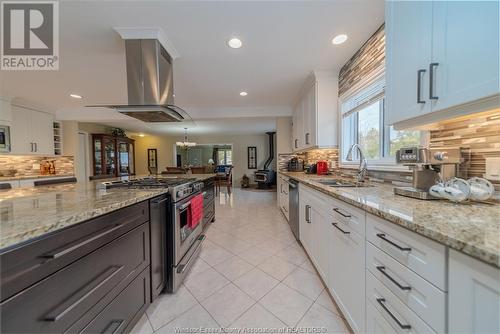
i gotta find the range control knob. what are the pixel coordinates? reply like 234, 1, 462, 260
434, 151, 446, 161
176, 189, 184, 197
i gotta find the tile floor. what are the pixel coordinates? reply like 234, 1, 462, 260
132, 188, 349, 334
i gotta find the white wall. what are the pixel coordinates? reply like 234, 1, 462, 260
134, 133, 276, 186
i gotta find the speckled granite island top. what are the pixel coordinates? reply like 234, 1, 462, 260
0, 174, 216, 251
280, 171, 500, 268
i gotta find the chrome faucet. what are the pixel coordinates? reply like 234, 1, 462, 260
346, 144, 367, 182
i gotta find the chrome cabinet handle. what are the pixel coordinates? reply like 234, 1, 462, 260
44, 266, 124, 321
376, 266, 411, 291
305, 205, 311, 223
331, 222, 350, 234
294, 139, 298, 149
333, 207, 351, 218
417, 69, 426, 104
305, 133, 310, 145
376, 298, 411, 330
376, 233, 411, 252
30, 142, 34, 152
429, 62, 439, 100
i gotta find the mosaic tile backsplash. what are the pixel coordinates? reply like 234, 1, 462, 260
429, 109, 500, 183
0, 155, 74, 177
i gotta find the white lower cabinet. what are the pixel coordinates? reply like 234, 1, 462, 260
448, 250, 500, 334
298, 183, 499, 334
328, 219, 365, 333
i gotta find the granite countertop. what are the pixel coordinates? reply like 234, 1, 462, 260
280, 171, 500, 268
0, 173, 216, 251
0, 174, 75, 181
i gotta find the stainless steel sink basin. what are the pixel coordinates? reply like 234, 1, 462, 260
316, 179, 372, 188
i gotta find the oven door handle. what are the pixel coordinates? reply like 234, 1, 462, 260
177, 235, 206, 274
178, 202, 191, 211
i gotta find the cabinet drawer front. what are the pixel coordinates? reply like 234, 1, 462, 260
366, 242, 445, 332
366, 299, 397, 334
329, 197, 365, 237
366, 214, 446, 290
1, 223, 150, 334
1, 201, 149, 301
82, 267, 150, 334
366, 271, 436, 334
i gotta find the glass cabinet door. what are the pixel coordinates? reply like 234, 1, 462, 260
118, 142, 129, 175
94, 138, 102, 175
103, 138, 116, 175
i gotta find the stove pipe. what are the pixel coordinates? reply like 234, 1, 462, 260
263, 132, 276, 170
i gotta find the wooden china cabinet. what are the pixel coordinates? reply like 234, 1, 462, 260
92, 134, 136, 177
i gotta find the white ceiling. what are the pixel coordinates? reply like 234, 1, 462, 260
0, 0, 384, 135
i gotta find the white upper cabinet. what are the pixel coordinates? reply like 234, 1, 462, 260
385, 0, 433, 125
386, 0, 500, 128
432, 1, 500, 112
11, 105, 54, 155
292, 71, 338, 152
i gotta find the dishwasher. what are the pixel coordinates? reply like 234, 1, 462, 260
288, 179, 299, 240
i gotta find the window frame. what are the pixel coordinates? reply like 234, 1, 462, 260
339, 88, 422, 170
217, 148, 232, 165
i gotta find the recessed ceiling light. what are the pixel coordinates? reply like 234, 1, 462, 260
138, 133, 145, 137
332, 34, 348, 45
70, 94, 83, 99
239, 91, 248, 96
227, 38, 243, 49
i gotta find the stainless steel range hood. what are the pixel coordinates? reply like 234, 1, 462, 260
88, 39, 188, 122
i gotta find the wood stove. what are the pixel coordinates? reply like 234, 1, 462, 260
254, 132, 276, 188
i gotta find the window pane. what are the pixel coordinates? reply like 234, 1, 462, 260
358, 100, 380, 160
225, 150, 232, 165
218, 151, 225, 165
342, 113, 356, 160
389, 127, 420, 156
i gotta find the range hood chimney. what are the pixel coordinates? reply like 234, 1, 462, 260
88, 39, 188, 122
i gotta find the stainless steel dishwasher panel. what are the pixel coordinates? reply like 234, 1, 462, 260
288, 179, 299, 240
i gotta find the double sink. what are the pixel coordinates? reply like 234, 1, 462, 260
315, 179, 373, 188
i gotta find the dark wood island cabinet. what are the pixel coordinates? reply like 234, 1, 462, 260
0, 197, 163, 333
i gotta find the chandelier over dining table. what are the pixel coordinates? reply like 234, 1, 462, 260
176, 128, 197, 149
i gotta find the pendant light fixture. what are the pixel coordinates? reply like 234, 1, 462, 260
176, 128, 196, 149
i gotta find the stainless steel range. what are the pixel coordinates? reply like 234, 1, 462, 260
101, 176, 206, 293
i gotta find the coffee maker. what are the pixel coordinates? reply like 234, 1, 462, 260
394, 147, 462, 200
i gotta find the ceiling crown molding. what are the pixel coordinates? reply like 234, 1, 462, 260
113, 27, 180, 59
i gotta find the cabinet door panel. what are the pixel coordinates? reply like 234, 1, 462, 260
449, 250, 500, 334
10, 106, 32, 154
31, 111, 54, 155
385, 0, 433, 125
432, 1, 499, 112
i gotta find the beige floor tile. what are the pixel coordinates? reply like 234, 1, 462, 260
276, 244, 308, 266
146, 285, 198, 330
233, 268, 280, 301
238, 247, 274, 266
230, 303, 286, 330
258, 256, 298, 281
199, 240, 234, 266
200, 283, 255, 327
155, 304, 221, 333
283, 267, 324, 300
296, 302, 349, 334
184, 267, 230, 301
259, 283, 313, 327
213, 256, 254, 281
